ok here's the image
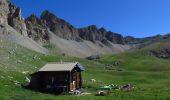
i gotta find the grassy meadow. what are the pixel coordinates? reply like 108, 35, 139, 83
0, 41, 170, 100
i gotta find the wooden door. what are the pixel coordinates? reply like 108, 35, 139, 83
73, 72, 76, 90
76, 72, 80, 89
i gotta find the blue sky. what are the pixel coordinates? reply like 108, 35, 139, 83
11, 0, 170, 38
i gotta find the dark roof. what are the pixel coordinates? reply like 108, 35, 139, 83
76, 63, 85, 71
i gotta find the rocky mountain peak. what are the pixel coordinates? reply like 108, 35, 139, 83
78, 25, 125, 44
26, 13, 40, 25
40, 10, 57, 23
99, 27, 107, 33
40, 10, 80, 40
25, 13, 50, 42
105, 31, 124, 44
87, 25, 98, 30
78, 25, 105, 42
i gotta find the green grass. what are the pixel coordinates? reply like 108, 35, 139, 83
0, 40, 170, 100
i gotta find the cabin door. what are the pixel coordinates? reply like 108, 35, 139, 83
73, 71, 80, 89
73, 72, 76, 90
76, 72, 80, 88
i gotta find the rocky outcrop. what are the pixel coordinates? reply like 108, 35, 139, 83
0, 0, 27, 36
40, 10, 81, 41
105, 31, 124, 44
23, 10, 126, 45
78, 25, 124, 44
124, 36, 140, 44
78, 25, 107, 42
25, 14, 49, 42
0, 0, 9, 24
7, 3, 27, 36
124, 35, 163, 45
86, 55, 100, 60
151, 48, 170, 59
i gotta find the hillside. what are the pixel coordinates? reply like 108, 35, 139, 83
0, 37, 170, 100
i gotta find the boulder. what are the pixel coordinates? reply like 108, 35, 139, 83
86, 55, 100, 60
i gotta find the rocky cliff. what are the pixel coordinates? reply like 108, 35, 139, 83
78, 25, 125, 44
0, 0, 27, 36
0, 0, 9, 24
26, 14, 50, 43
40, 10, 81, 41
8, 3, 27, 36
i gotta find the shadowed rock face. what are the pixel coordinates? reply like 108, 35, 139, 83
78, 25, 107, 42
78, 25, 125, 44
40, 10, 81, 41
39, 10, 126, 44
105, 31, 124, 44
151, 48, 170, 59
25, 14, 50, 42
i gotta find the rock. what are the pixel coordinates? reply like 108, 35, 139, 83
69, 90, 81, 95
7, 76, 13, 79
79, 25, 125, 44
78, 25, 107, 42
120, 84, 134, 91
0, 13, 8, 25
14, 80, 21, 87
25, 14, 50, 42
24, 77, 30, 83
33, 55, 37, 59
86, 55, 100, 60
81, 92, 91, 96
0, 24, 8, 34
8, 3, 28, 36
95, 90, 110, 96
0, 0, 9, 25
105, 31, 124, 44
17, 60, 22, 64
124, 36, 139, 44
151, 48, 170, 59
90, 79, 96, 83
22, 71, 29, 74
101, 39, 112, 46
40, 10, 81, 41
113, 61, 122, 66
1, 76, 5, 79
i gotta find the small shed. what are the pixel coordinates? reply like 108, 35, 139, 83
28, 62, 85, 94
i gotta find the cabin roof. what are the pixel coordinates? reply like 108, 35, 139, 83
38, 62, 84, 72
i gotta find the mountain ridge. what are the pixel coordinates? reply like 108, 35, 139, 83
1, 0, 170, 58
